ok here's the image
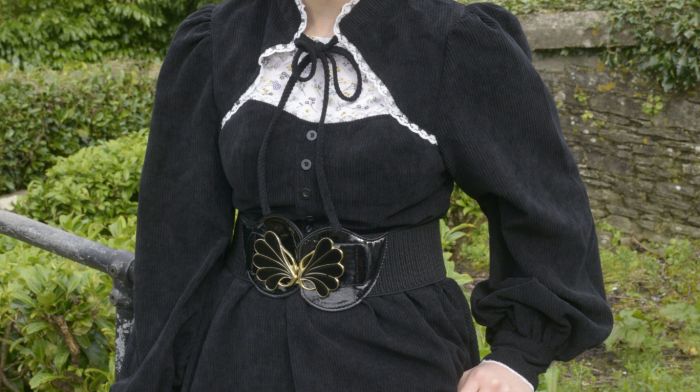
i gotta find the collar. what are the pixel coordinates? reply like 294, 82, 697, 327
212, 0, 444, 147
273, 0, 395, 49
257, 0, 362, 61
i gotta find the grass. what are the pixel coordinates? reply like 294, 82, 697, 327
446, 189, 700, 391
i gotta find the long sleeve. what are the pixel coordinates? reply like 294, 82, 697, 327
434, 2, 614, 389
114, 4, 236, 389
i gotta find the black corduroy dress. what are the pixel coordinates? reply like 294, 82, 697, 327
185, 15, 484, 387
110, 1, 614, 391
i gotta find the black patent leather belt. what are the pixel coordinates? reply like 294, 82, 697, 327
227, 214, 447, 312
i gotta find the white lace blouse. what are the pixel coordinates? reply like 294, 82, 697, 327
254, 34, 389, 123
220, 0, 437, 145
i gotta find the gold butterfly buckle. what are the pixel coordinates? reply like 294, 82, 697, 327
251, 230, 345, 298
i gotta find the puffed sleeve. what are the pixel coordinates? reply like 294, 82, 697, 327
112, 4, 236, 390
434, 2, 614, 389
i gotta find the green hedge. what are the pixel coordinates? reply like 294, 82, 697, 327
13, 129, 147, 226
0, 241, 117, 392
0, 60, 157, 195
1, 131, 145, 391
0, 0, 212, 68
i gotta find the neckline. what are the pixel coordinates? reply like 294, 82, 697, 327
297, 0, 362, 40
276, 0, 395, 42
255, 0, 360, 61
304, 33, 334, 42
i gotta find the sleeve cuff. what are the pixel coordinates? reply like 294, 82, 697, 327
483, 346, 553, 390
481, 359, 535, 391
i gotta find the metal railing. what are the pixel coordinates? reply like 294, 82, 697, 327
0, 209, 135, 380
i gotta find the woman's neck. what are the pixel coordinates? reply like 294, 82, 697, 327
302, 0, 352, 37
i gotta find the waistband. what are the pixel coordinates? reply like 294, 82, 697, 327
225, 215, 447, 309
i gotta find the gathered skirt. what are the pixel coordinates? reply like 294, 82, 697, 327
181, 250, 481, 392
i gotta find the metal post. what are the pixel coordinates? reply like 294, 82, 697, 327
0, 210, 134, 380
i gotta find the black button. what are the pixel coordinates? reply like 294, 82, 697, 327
306, 129, 317, 141
300, 158, 312, 170
301, 187, 312, 199
303, 215, 314, 233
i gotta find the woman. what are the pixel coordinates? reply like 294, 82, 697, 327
111, 0, 614, 391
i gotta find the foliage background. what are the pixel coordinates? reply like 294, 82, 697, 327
1, 0, 696, 92
0, 60, 157, 194
0, 0, 210, 69
1, 133, 144, 391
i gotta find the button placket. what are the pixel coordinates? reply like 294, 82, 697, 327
300, 129, 316, 203
255, 33, 362, 230
296, 126, 316, 225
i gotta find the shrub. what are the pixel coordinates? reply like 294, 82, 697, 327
1, 132, 144, 391
0, 239, 117, 391
0, 0, 213, 68
0, 60, 157, 194
12, 129, 147, 225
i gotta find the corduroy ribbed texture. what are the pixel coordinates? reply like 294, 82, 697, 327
433, 2, 614, 389
111, 5, 237, 391
367, 218, 448, 296
112, 1, 614, 391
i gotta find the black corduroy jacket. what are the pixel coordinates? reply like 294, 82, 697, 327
115, 0, 614, 390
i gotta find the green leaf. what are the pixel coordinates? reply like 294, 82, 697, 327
29, 371, 62, 389
23, 320, 51, 334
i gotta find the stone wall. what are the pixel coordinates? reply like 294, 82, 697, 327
521, 11, 699, 243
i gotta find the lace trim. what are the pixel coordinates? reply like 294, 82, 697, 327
220, 0, 438, 146
220, 0, 309, 129
332, 3, 438, 145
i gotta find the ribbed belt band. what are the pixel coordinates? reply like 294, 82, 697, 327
225, 216, 447, 299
